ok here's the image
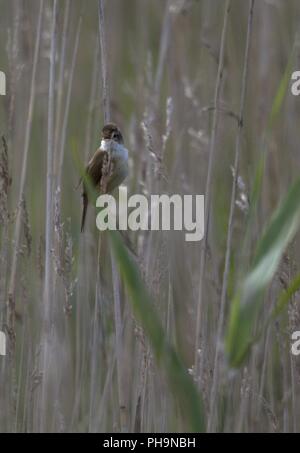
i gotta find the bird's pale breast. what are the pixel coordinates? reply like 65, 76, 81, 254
101, 140, 129, 193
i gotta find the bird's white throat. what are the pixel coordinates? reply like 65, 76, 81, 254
100, 139, 128, 162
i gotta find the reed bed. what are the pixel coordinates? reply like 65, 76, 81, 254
0, 0, 300, 433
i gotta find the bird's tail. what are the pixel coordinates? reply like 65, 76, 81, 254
81, 194, 88, 232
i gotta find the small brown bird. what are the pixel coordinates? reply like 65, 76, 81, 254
81, 123, 129, 232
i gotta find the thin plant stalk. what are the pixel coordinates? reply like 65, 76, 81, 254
72, 40, 99, 430
7, 0, 44, 348
194, 0, 231, 380
40, 0, 58, 432
54, 0, 70, 174
98, 0, 110, 124
154, 0, 171, 100
57, 15, 83, 186
111, 254, 128, 431
97, 0, 128, 431
3, 3, 44, 430
208, 0, 255, 432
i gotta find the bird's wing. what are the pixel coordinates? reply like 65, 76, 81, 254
86, 148, 107, 187
81, 148, 107, 208
81, 148, 107, 233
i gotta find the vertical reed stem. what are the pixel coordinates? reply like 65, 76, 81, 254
7, 0, 44, 352
194, 0, 231, 383
40, 0, 58, 432
208, 0, 255, 432
98, 0, 127, 431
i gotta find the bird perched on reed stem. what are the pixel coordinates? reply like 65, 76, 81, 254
81, 123, 128, 232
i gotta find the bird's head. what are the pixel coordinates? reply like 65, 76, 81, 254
102, 123, 123, 144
